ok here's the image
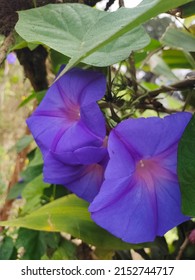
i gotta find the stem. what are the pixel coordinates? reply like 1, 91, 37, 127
129, 52, 138, 94
176, 237, 189, 260
106, 66, 113, 101
105, 0, 115, 11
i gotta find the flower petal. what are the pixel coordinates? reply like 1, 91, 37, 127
43, 152, 84, 185
43, 152, 105, 202
50, 146, 108, 165
26, 115, 69, 155
114, 112, 192, 158
67, 163, 105, 202
54, 121, 103, 155
80, 103, 106, 139
57, 66, 106, 105
89, 176, 157, 243
155, 177, 189, 236
105, 129, 135, 179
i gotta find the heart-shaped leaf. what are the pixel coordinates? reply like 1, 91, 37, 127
15, 4, 150, 67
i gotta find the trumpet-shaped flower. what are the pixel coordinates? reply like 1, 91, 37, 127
26, 66, 107, 201
89, 112, 192, 243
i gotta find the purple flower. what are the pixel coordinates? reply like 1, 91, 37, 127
26, 66, 107, 202
89, 112, 192, 243
6, 52, 17, 64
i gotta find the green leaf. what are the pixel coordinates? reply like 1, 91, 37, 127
7, 148, 44, 200
150, 54, 178, 81
50, 50, 70, 74
11, 32, 38, 51
179, 1, 195, 18
16, 228, 47, 259
18, 90, 46, 108
161, 27, 195, 52
18, 92, 37, 108
21, 164, 43, 182
21, 174, 50, 214
16, 4, 150, 68
50, 239, 77, 260
7, 181, 26, 200
0, 195, 148, 250
15, 135, 33, 153
162, 49, 195, 69
178, 113, 195, 216
61, 0, 192, 74
0, 237, 15, 260
28, 148, 43, 167
21, 148, 43, 182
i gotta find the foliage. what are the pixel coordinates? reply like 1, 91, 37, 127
0, 0, 195, 260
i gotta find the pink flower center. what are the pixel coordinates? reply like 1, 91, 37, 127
135, 158, 160, 188
135, 156, 176, 189
66, 104, 80, 122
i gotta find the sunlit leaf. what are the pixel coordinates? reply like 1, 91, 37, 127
0, 194, 148, 250
162, 49, 195, 69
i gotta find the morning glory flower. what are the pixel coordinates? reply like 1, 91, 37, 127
26, 66, 107, 201
6, 52, 17, 64
89, 112, 192, 243
27, 66, 107, 163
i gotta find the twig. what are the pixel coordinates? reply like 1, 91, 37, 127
106, 66, 113, 102
105, 0, 115, 11
0, 32, 14, 65
176, 237, 189, 260
111, 63, 122, 88
129, 52, 138, 94
135, 104, 178, 114
148, 77, 195, 98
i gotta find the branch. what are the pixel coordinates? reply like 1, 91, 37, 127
0, 32, 14, 65
105, 0, 115, 11
148, 77, 195, 98
176, 237, 189, 260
